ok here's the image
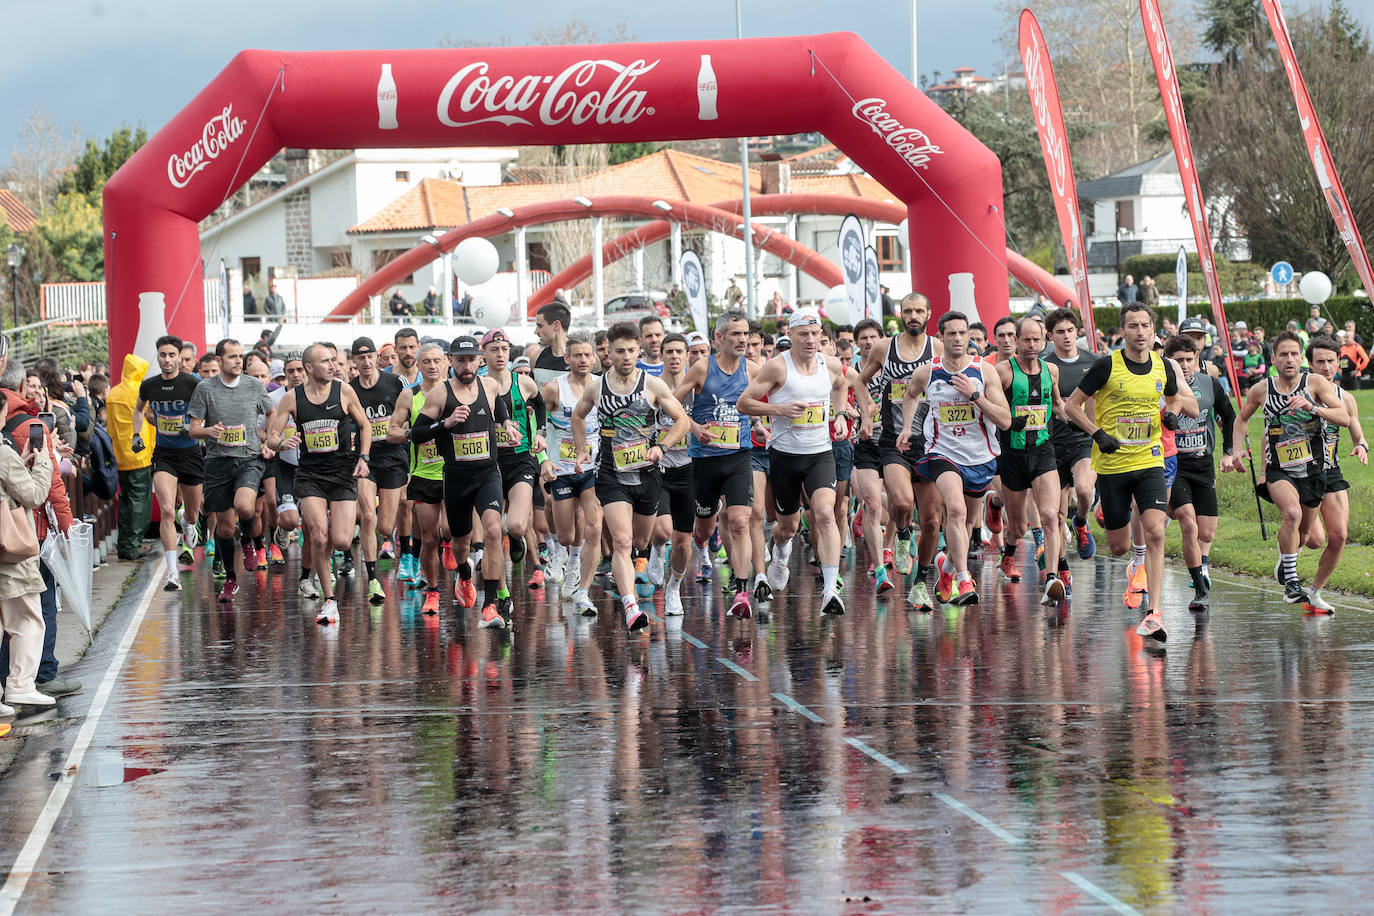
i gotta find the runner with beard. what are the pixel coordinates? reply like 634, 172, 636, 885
637, 315, 667, 377
265, 344, 371, 625
1043, 308, 1098, 592
482, 329, 547, 592
849, 318, 892, 589
1298, 336, 1368, 613
650, 334, 693, 601
349, 337, 407, 605
408, 336, 521, 628
571, 322, 690, 630
136, 335, 204, 591
897, 312, 1013, 608
742, 322, 774, 596
738, 309, 852, 616
674, 310, 757, 617
540, 331, 603, 613
386, 341, 451, 614
857, 293, 940, 589
1229, 330, 1349, 607
980, 316, 1018, 558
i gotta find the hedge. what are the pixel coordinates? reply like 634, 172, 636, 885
1121, 252, 1266, 299
1089, 296, 1371, 343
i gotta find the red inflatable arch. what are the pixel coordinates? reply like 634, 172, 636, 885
104, 33, 1008, 369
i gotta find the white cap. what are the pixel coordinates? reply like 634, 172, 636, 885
789, 308, 822, 328
685, 331, 708, 347
1235, 320, 1248, 329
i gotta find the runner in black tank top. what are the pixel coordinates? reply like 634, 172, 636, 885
349, 337, 409, 603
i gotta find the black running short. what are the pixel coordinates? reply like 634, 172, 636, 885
151, 446, 204, 487
879, 441, 920, 475
443, 463, 503, 538
768, 448, 836, 516
853, 437, 882, 473
272, 460, 298, 512
1258, 468, 1326, 509
203, 456, 266, 514
552, 470, 596, 501
692, 450, 752, 517
1097, 466, 1168, 530
1169, 457, 1218, 516
498, 452, 539, 501
596, 470, 663, 517
998, 441, 1057, 492
366, 450, 410, 490
407, 475, 444, 505
296, 466, 358, 503
659, 464, 695, 533
1323, 467, 1350, 494
1053, 437, 1093, 489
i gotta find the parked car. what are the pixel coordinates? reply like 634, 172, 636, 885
604, 291, 671, 326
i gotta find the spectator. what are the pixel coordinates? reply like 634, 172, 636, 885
377, 343, 395, 371
769, 291, 789, 317
423, 286, 442, 316
388, 289, 411, 317
1306, 303, 1323, 336
1252, 324, 1273, 366
1337, 330, 1369, 391
725, 278, 743, 306
454, 291, 471, 318
243, 288, 258, 318
0, 389, 59, 714
262, 280, 286, 318
880, 284, 896, 319
180, 343, 198, 375
1116, 274, 1139, 305
1139, 275, 1159, 307
1241, 339, 1267, 391
258, 326, 281, 352
1344, 320, 1363, 348
106, 353, 156, 561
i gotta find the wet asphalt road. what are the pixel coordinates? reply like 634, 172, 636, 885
3, 542, 1374, 914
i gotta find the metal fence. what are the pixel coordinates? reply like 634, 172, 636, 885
42, 280, 222, 324
6, 318, 107, 370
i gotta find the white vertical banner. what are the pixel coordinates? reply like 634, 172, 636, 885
838, 214, 865, 324
864, 245, 881, 322
218, 258, 230, 339
681, 250, 709, 333
1175, 246, 1188, 326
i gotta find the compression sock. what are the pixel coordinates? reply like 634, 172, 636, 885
898, 525, 913, 542
497, 585, 511, 600
1058, 556, 1070, 573
776, 538, 794, 564
164, 549, 178, 577
822, 566, 839, 594
484, 579, 500, 606
1002, 541, 1018, 558
254, 536, 265, 551
300, 567, 311, 581
459, 559, 473, 580
217, 537, 236, 579
916, 564, 933, 585
364, 560, 377, 582
238, 519, 254, 543
1132, 542, 1147, 567
1189, 565, 1207, 591
971, 525, 983, 547
1201, 553, 1209, 566
732, 576, 748, 594
1280, 552, 1298, 583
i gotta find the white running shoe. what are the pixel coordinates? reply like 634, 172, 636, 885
298, 577, 321, 599
648, 544, 666, 586
163, 572, 181, 592
820, 587, 845, 616
1305, 588, 1335, 613
546, 555, 565, 584
573, 590, 596, 616
1040, 575, 1066, 606
563, 561, 581, 592
767, 555, 791, 592
665, 585, 684, 617
316, 598, 338, 625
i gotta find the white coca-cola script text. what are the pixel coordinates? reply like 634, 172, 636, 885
850, 98, 942, 170
167, 105, 246, 190
438, 59, 658, 128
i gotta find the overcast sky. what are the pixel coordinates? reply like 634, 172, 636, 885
3, 0, 1370, 165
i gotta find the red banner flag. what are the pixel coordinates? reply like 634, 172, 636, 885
1018, 9, 1096, 347
1261, 0, 1374, 299
1140, 0, 1242, 401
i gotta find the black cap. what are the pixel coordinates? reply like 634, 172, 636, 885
1179, 317, 1207, 335
449, 335, 480, 357
350, 336, 377, 356
775, 336, 793, 351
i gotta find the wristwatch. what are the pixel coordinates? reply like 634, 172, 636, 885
970, 389, 981, 401
359, 454, 371, 463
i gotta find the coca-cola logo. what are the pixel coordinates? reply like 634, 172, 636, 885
851, 98, 943, 170
438, 59, 658, 128
167, 105, 246, 189
1023, 32, 1067, 197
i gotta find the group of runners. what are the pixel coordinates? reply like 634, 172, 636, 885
129, 295, 1365, 643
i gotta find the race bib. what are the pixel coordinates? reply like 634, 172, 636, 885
1176, 430, 1207, 454
938, 402, 976, 426
370, 418, 390, 442
1327, 439, 1339, 467
282, 424, 297, 443
418, 440, 441, 466
558, 439, 579, 461
890, 381, 908, 403
156, 414, 185, 435
452, 431, 490, 461
613, 437, 651, 470
304, 428, 339, 453
1115, 416, 1152, 447
1278, 436, 1312, 469
705, 422, 741, 449
219, 424, 246, 446
495, 425, 510, 447
1015, 404, 1047, 431
793, 402, 827, 428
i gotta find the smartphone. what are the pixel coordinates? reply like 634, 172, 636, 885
38, 411, 56, 431
27, 421, 46, 450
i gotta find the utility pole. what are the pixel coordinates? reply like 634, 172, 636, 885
737, 0, 757, 320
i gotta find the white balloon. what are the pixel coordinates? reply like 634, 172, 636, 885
469, 288, 511, 327
453, 237, 500, 286
1299, 270, 1333, 305
823, 284, 852, 325
897, 218, 910, 250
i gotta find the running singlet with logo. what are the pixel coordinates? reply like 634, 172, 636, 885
1321, 381, 1345, 473
660, 389, 691, 470
1263, 372, 1322, 478
546, 376, 599, 476
435, 381, 499, 469
877, 335, 935, 447
689, 355, 751, 458
1045, 348, 1094, 449
1174, 372, 1218, 459
1082, 350, 1170, 474
768, 351, 833, 456
408, 388, 444, 481
138, 372, 201, 450
295, 381, 356, 474
1000, 357, 1051, 451
597, 372, 660, 484
351, 374, 406, 469
922, 356, 999, 463
494, 378, 532, 455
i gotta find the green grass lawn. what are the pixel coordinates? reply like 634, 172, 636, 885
1151, 387, 1374, 597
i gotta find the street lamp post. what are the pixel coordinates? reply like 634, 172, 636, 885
1114, 227, 1127, 287
6, 243, 23, 330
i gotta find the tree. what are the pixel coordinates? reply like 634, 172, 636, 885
58, 124, 148, 200
1202, 0, 1266, 67
1190, 3, 1374, 287
3, 109, 80, 217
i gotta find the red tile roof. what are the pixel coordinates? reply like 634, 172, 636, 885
0, 190, 37, 233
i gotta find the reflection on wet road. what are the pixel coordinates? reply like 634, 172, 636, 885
3, 550, 1373, 913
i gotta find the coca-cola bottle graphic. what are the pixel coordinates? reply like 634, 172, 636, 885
377, 64, 398, 130
697, 55, 718, 121
132, 291, 169, 367
947, 272, 981, 326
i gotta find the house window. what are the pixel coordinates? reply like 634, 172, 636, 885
241, 257, 261, 281
876, 235, 902, 271
372, 249, 414, 285
395, 170, 410, 182
527, 241, 551, 274
1115, 200, 1135, 233
330, 249, 353, 270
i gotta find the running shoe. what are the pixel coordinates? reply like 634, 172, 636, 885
665, 587, 684, 617
1136, 612, 1166, 642
851, 506, 864, 540
380, 539, 394, 561
709, 527, 722, 555
986, 503, 1003, 534
421, 589, 440, 615
316, 598, 339, 625
1040, 575, 1066, 606
1033, 530, 1046, 571
545, 555, 565, 585
217, 579, 237, 603
908, 580, 934, 612
730, 590, 752, 620
337, 552, 355, 577
1188, 586, 1210, 613
268, 543, 286, 566
178, 545, 195, 567
213, 556, 226, 580
1304, 589, 1334, 615
1075, 524, 1096, 560
573, 590, 596, 616
967, 541, 983, 563
163, 572, 181, 592
648, 545, 666, 586
499, 595, 515, 626
205, 538, 216, 559
998, 553, 1022, 583
894, 537, 914, 575
241, 543, 257, 572
480, 602, 505, 629
1201, 563, 1212, 591
875, 564, 895, 594
1283, 579, 1309, 605
442, 540, 458, 572
634, 556, 649, 583
257, 547, 268, 571
766, 555, 791, 592
695, 545, 713, 582
1123, 561, 1147, 611
753, 576, 773, 603
564, 562, 581, 592
367, 579, 386, 605
454, 576, 477, 609
935, 552, 955, 604
882, 548, 895, 571
952, 578, 979, 607
820, 587, 845, 616
527, 568, 546, 589
395, 554, 413, 583
298, 577, 321, 599
1059, 568, 1073, 598
182, 513, 198, 549
625, 603, 649, 631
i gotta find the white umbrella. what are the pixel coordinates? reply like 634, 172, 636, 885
40, 508, 92, 634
